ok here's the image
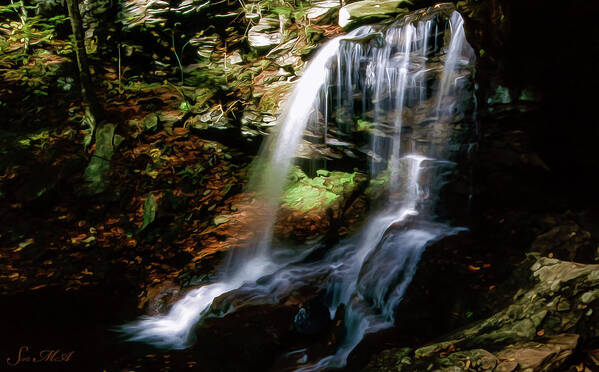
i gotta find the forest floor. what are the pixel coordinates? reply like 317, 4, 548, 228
0, 64, 264, 369
0, 82, 251, 296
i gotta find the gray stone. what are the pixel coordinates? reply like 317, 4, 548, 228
274, 52, 303, 70
248, 17, 283, 50
227, 51, 243, 65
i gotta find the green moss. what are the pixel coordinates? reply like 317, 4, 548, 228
316, 169, 330, 177
179, 101, 191, 111
281, 167, 362, 212
356, 119, 376, 131
282, 183, 340, 212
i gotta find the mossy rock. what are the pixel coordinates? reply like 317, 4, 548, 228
338, 0, 412, 29
84, 123, 116, 195
276, 167, 368, 241
281, 167, 365, 212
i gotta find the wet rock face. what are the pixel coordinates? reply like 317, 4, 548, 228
364, 255, 599, 371
294, 297, 331, 335
138, 280, 182, 315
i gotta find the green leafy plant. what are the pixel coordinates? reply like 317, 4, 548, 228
0, 2, 70, 103
57, 76, 74, 91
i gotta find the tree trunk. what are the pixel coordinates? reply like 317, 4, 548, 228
65, 0, 102, 126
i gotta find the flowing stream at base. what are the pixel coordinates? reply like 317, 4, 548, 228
122, 3, 475, 369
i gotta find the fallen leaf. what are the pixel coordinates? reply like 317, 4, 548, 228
537, 329, 545, 336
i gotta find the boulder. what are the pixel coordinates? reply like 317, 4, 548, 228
275, 167, 368, 241
365, 255, 599, 371
435, 255, 599, 349
338, 0, 412, 29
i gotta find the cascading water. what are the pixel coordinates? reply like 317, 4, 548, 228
122, 3, 475, 369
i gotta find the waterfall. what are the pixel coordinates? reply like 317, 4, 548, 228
120, 24, 370, 350
121, 3, 475, 369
